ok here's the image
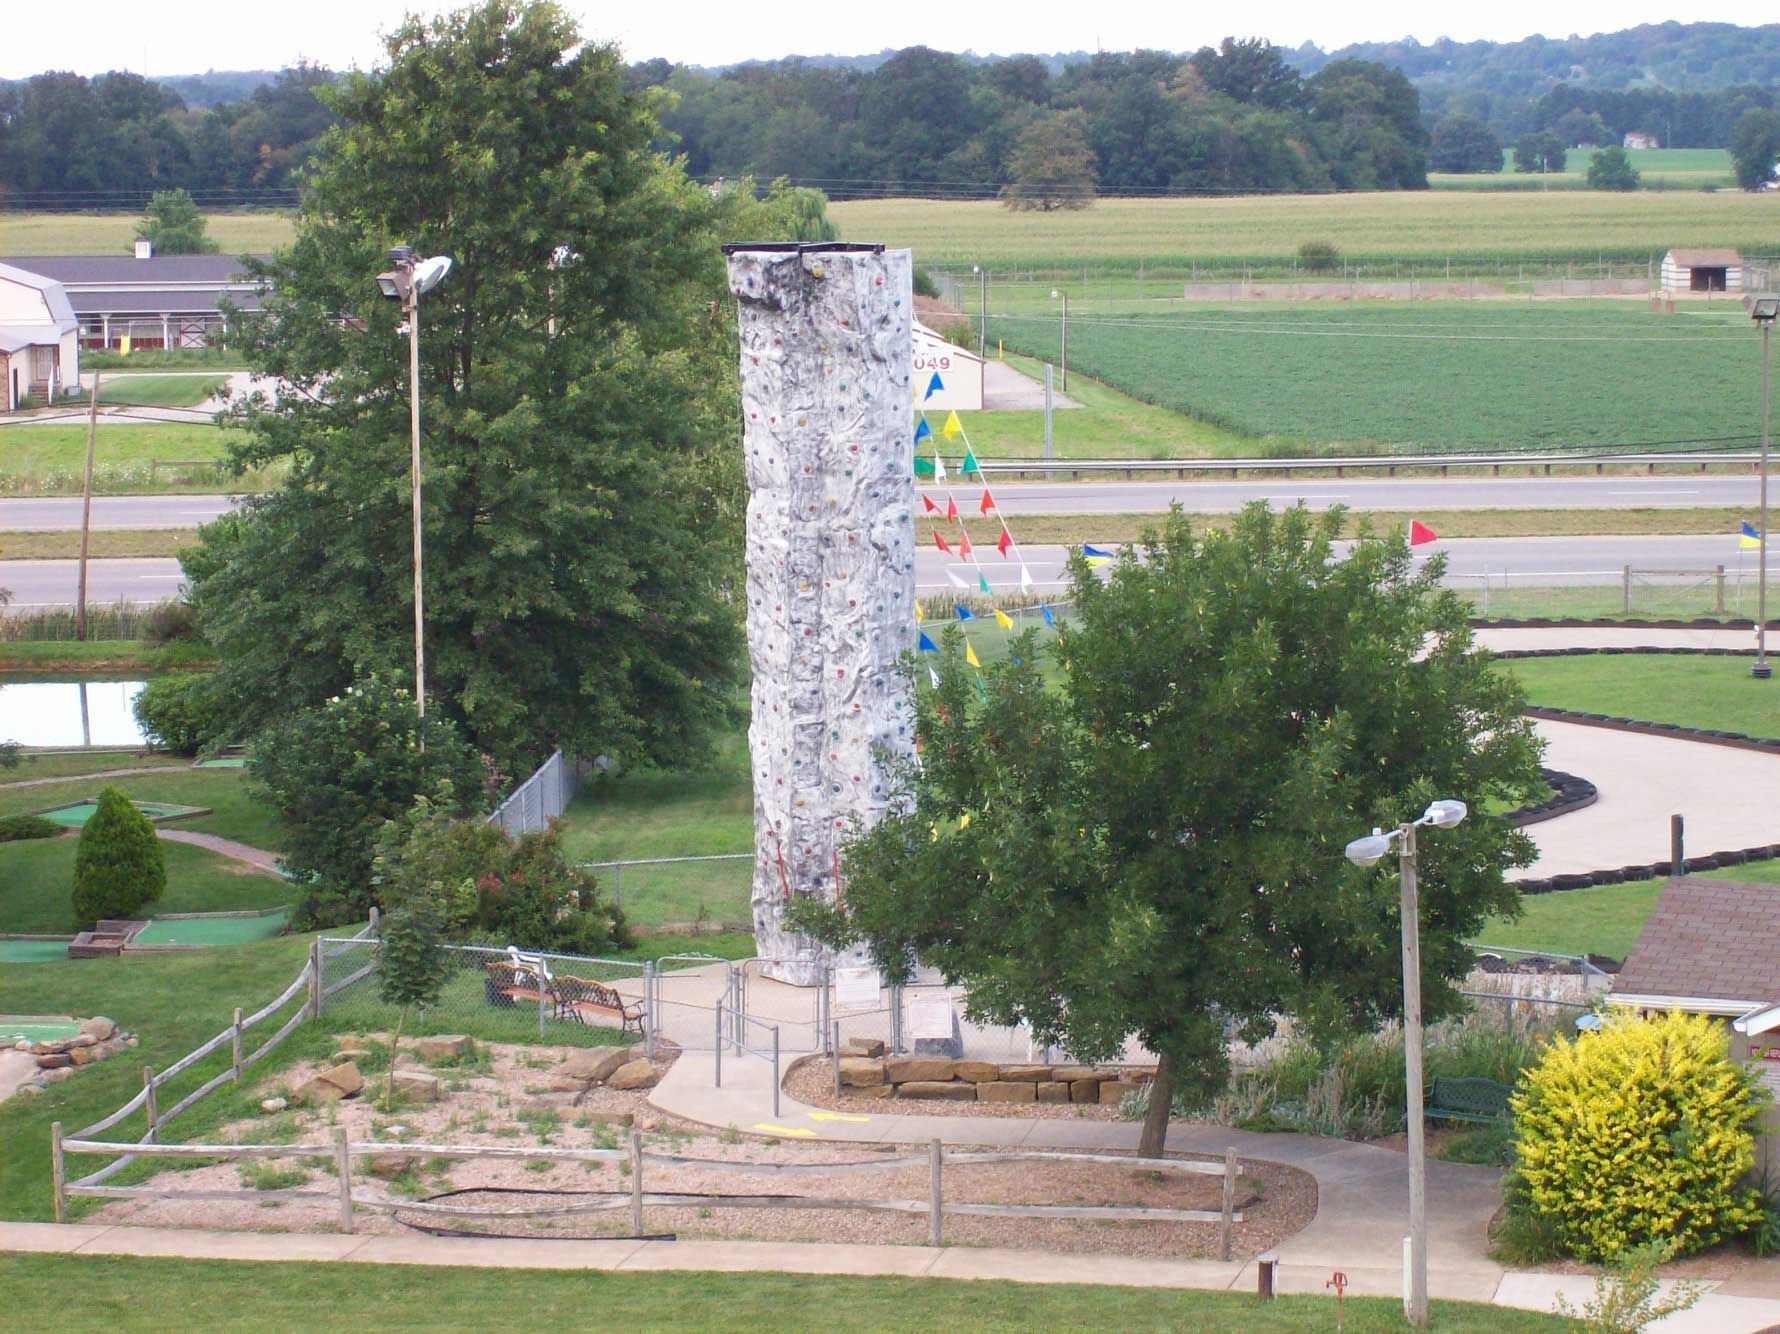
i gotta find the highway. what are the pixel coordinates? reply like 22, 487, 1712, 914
0, 471, 1766, 533
6, 536, 1773, 610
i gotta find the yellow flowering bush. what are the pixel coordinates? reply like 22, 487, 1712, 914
1511, 1009, 1764, 1261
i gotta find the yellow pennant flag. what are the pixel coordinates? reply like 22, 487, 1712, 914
965, 642, 981, 669
914, 601, 924, 624
959, 811, 971, 828
993, 608, 1014, 629
942, 410, 963, 440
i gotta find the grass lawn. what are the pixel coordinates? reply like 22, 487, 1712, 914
1430, 147, 1734, 192
0, 1255, 1564, 1331
1505, 653, 1780, 738
93, 376, 228, 410
0, 837, 288, 934
985, 301, 1757, 454
0, 529, 203, 559
1478, 859, 1780, 959
557, 732, 753, 929
0, 423, 278, 496
0, 641, 213, 673
0, 768, 280, 851
836, 190, 1779, 272
84, 348, 249, 372
4, 751, 186, 781
0, 211, 296, 256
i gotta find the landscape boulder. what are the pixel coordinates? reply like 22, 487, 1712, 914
298, 1061, 365, 1105
1035, 1082, 1070, 1104
884, 1057, 955, 1084
997, 1065, 1051, 1083
79, 1017, 117, 1041
368, 1154, 416, 1180
952, 1061, 999, 1084
557, 1047, 630, 1084
391, 1070, 443, 1104
838, 1057, 886, 1087
978, 1081, 1037, 1104
843, 1037, 886, 1058
1068, 1079, 1102, 1104
607, 1058, 659, 1091
1097, 1079, 1139, 1106
895, 1081, 977, 1101
414, 1035, 471, 1063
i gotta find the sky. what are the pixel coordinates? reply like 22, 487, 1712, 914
4, 0, 1777, 80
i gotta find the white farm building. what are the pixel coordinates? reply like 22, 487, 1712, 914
1660, 248, 1744, 294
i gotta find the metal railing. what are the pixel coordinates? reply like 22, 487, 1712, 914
576, 853, 752, 927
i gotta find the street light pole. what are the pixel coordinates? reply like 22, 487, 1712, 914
974, 264, 986, 353
406, 277, 427, 732
1755, 305, 1774, 679
1398, 820, 1429, 1329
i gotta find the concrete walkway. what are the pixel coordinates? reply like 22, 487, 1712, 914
981, 360, 1081, 411
1475, 625, 1765, 653
154, 828, 281, 875
0, 765, 187, 792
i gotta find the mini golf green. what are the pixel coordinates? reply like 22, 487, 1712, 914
0, 942, 74, 964
133, 909, 289, 946
34, 798, 208, 827
0, 1017, 79, 1043
194, 758, 247, 769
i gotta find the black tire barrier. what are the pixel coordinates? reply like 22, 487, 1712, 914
1503, 768, 1599, 828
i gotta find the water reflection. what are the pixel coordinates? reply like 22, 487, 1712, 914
0, 680, 147, 748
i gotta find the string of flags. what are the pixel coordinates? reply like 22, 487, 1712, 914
911, 368, 1078, 701
1742, 520, 1764, 550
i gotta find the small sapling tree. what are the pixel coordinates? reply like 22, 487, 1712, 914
72, 786, 166, 929
376, 886, 449, 1110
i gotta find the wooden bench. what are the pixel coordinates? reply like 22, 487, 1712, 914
484, 961, 548, 1009
1427, 1075, 1512, 1125
555, 974, 646, 1035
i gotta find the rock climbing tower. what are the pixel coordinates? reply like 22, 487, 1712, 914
725, 242, 917, 985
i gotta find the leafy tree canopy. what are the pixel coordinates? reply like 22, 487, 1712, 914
1513, 132, 1567, 173
1429, 114, 1503, 173
797, 506, 1543, 1156
136, 188, 219, 254
1730, 107, 1780, 189
1587, 144, 1641, 190
1000, 110, 1098, 211
186, 0, 817, 780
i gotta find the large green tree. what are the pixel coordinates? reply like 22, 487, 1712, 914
136, 189, 218, 255
798, 506, 1543, 1156
1730, 108, 1780, 189
187, 1, 812, 776
999, 111, 1098, 211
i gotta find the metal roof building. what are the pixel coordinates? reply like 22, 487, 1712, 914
0, 252, 267, 350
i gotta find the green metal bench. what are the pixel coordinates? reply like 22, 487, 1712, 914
1426, 1076, 1512, 1124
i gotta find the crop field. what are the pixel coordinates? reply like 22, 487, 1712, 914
1430, 146, 1734, 192
0, 422, 282, 495
835, 190, 1777, 274
0, 211, 295, 255
985, 300, 1761, 453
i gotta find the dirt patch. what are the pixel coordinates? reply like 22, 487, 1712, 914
83, 1033, 1317, 1259
785, 1057, 1128, 1120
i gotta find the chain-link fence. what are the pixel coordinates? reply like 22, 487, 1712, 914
577, 854, 752, 932
487, 750, 587, 837
317, 937, 647, 1049
1448, 563, 1765, 621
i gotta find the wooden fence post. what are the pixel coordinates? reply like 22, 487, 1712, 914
50, 1122, 66, 1224
333, 1126, 354, 1234
307, 939, 322, 1018
629, 1128, 644, 1236
231, 1007, 244, 1082
1219, 1147, 1237, 1261
928, 1139, 943, 1247
143, 1067, 158, 1143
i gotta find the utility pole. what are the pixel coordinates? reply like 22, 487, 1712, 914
76, 373, 100, 641
1755, 306, 1774, 679
1399, 821, 1429, 1329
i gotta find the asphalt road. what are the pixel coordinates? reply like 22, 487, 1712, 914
6, 536, 1772, 609
0, 471, 1766, 532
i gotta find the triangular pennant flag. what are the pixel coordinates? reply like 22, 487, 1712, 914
934, 453, 947, 481
925, 371, 944, 401
946, 495, 959, 521
1020, 563, 1034, 591
966, 642, 981, 669
918, 631, 938, 653
959, 532, 972, 557
942, 411, 963, 440
958, 811, 971, 828
978, 572, 992, 594
933, 532, 952, 554
980, 489, 996, 514
914, 601, 924, 624
955, 604, 974, 621
929, 667, 941, 689
914, 456, 935, 478
997, 527, 1012, 556
1041, 605, 1056, 628
946, 569, 968, 589
1742, 521, 1763, 549
914, 418, 931, 443
922, 494, 939, 514
1408, 520, 1438, 547
1082, 544, 1113, 568
975, 673, 988, 703
994, 608, 1014, 629
961, 446, 980, 476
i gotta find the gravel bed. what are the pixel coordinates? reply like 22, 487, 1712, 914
82, 1035, 1316, 1258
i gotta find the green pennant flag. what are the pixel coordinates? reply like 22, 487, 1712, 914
975, 672, 988, 703
961, 446, 980, 476
978, 571, 991, 594
913, 456, 935, 477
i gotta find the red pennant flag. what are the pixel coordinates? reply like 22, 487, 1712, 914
959, 531, 973, 557
922, 494, 938, 514
997, 526, 1013, 556
980, 489, 996, 515
1408, 520, 1439, 547
933, 533, 951, 554
945, 496, 959, 521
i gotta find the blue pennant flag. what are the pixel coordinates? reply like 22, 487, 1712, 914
914, 418, 931, 444
955, 604, 973, 622
1041, 605, 1055, 629
918, 631, 938, 653
1082, 544, 1113, 568
925, 371, 945, 400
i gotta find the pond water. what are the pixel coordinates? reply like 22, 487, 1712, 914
0, 679, 146, 748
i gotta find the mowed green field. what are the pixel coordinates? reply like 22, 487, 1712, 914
1430, 146, 1735, 191
835, 189, 1775, 272
987, 301, 1760, 452
0, 211, 294, 255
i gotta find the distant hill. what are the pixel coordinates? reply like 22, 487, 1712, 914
153, 69, 287, 108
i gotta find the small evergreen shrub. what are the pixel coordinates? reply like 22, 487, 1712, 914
1299, 240, 1340, 272
0, 814, 60, 842
71, 787, 166, 928
1511, 1009, 1763, 1261
142, 599, 200, 645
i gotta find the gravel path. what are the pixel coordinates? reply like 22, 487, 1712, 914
0, 765, 186, 791
154, 828, 281, 873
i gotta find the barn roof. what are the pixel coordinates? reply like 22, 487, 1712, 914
1665, 249, 1744, 268
1612, 878, 1780, 1014
0, 262, 79, 333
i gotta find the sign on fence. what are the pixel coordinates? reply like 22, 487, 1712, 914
833, 966, 882, 1013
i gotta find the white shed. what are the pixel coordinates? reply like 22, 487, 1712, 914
0, 262, 81, 410
912, 320, 984, 412
1660, 248, 1744, 294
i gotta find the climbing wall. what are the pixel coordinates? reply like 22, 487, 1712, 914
726, 244, 917, 986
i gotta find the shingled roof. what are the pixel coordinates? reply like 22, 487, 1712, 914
1665, 248, 1744, 268
1612, 878, 1780, 1014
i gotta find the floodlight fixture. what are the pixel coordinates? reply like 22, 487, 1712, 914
1752, 296, 1780, 323
1421, 799, 1468, 829
1344, 829, 1393, 867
